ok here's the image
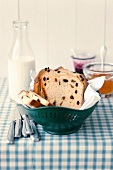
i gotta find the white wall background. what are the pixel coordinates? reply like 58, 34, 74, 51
0, 0, 113, 77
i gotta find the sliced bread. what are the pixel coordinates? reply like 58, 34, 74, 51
18, 90, 50, 108
55, 66, 88, 89
40, 74, 85, 109
34, 67, 54, 96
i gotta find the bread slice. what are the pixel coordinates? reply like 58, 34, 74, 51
20, 95, 44, 108
40, 74, 85, 109
34, 67, 53, 96
27, 91, 50, 106
34, 67, 73, 92
34, 66, 87, 94
18, 90, 50, 108
55, 66, 88, 89
34, 67, 58, 97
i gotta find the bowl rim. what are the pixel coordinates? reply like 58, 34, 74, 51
71, 53, 96, 60
71, 55, 96, 60
22, 102, 98, 112
83, 62, 113, 73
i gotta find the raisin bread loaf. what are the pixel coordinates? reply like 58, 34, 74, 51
40, 73, 85, 109
34, 67, 87, 96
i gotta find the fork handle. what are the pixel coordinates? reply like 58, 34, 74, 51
7, 121, 15, 144
15, 119, 22, 138
24, 114, 33, 134
30, 120, 40, 142
22, 120, 28, 137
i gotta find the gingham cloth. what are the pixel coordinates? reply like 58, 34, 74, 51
0, 78, 113, 170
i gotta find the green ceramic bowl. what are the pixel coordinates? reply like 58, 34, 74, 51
17, 102, 98, 135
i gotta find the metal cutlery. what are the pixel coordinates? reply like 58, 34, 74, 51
7, 109, 16, 144
22, 119, 28, 138
18, 108, 34, 135
28, 115, 40, 142
14, 107, 22, 138
17, 104, 40, 141
7, 104, 40, 143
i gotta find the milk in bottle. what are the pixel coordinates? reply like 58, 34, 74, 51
8, 21, 35, 100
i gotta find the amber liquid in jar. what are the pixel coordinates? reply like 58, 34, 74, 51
89, 73, 113, 95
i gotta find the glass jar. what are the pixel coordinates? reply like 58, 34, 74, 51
8, 20, 35, 100
71, 52, 96, 74
83, 62, 113, 97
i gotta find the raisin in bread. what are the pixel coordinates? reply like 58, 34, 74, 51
40, 74, 85, 109
18, 90, 50, 108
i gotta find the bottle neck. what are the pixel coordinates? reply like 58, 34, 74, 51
9, 20, 34, 61
13, 21, 29, 41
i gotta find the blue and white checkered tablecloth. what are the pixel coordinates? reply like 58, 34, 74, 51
0, 78, 113, 170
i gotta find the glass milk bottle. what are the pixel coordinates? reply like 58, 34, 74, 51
8, 20, 35, 100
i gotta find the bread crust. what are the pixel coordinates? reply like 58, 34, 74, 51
34, 68, 52, 96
